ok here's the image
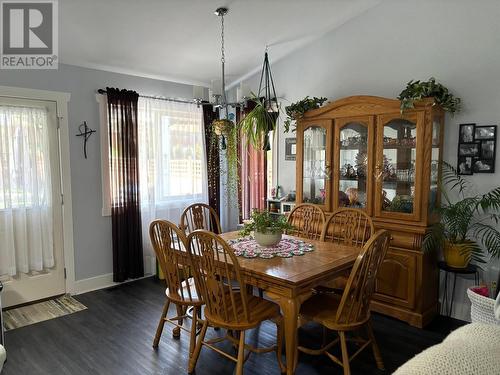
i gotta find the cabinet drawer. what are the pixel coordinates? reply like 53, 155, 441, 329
374, 248, 416, 309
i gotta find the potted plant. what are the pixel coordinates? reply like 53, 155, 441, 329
210, 118, 239, 195
398, 77, 461, 114
283, 96, 328, 133
423, 162, 500, 268
239, 210, 294, 247
238, 96, 278, 151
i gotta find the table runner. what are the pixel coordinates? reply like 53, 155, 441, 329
227, 237, 314, 258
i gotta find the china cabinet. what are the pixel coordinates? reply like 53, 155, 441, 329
296, 96, 444, 327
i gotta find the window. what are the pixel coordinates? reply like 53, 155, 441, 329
99, 94, 208, 216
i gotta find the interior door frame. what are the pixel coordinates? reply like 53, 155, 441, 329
0, 85, 75, 295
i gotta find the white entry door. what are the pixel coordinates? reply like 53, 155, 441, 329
0, 97, 65, 308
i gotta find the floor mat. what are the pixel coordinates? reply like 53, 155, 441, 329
4, 295, 87, 331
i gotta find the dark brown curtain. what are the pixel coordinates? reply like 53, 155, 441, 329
106, 87, 144, 282
203, 104, 221, 232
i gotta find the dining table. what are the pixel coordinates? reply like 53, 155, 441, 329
218, 231, 360, 375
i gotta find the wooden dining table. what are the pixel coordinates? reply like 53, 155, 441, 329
218, 231, 360, 375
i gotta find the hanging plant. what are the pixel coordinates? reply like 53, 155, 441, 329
398, 77, 461, 114
283, 96, 328, 133
210, 119, 239, 195
239, 95, 278, 151
238, 51, 279, 151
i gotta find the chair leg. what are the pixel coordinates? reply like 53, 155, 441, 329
366, 321, 384, 370
188, 320, 208, 374
188, 306, 198, 357
153, 299, 170, 348
235, 330, 246, 375
173, 304, 184, 338
275, 319, 286, 374
339, 331, 350, 375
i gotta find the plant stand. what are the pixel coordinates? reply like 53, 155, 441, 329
438, 261, 480, 317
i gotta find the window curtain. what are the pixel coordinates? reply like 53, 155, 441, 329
0, 105, 54, 276
106, 87, 144, 282
202, 104, 221, 230
239, 103, 267, 220
139, 97, 208, 254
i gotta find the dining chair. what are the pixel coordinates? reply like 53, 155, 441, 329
321, 208, 375, 247
149, 220, 204, 359
287, 203, 326, 240
316, 208, 375, 292
186, 230, 285, 375
298, 229, 391, 375
180, 203, 222, 234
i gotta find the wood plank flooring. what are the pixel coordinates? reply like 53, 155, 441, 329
2, 277, 464, 374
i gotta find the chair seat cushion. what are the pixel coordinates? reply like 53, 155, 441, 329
205, 293, 281, 330
166, 277, 202, 305
300, 294, 342, 329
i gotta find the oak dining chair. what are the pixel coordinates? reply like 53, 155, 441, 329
149, 220, 204, 360
317, 208, 375, 292
180, 203, 222, 234
186, 230, 285, 375
287, 203, 326, 240
298, 230, 391, 375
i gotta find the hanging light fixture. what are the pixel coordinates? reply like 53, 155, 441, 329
211, 7, 234, 150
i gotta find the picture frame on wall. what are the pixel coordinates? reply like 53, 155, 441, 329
459, 123, 475, 143
473, 158, 495, 173
457, 156, 473, 175
475, 125, 497, 140
458, 142, 480, 157
285, 138, 296, 161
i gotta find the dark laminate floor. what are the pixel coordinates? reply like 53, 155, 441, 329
2, 277, 465, 375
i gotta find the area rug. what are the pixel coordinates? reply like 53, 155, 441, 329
4, 295, 87, 331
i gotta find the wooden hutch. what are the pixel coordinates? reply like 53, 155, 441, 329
295, 96, 443, 327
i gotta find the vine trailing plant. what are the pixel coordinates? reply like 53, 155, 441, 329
423, 162, 500, 266
398, 77, 461, 114
239, 209, 294, 237
283, 96, 328, 132
209, 119, 239, 197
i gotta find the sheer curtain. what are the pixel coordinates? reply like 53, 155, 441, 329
0, 105, 54, 277
138, 98, 208, 255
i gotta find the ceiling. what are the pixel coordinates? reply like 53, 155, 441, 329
60, 0, 381, 87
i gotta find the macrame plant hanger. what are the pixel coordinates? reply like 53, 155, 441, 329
257, 48, 279, 151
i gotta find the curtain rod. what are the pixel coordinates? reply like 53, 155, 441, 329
96, 88, 211, 106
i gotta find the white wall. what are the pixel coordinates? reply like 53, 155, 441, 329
235, 0, 500, 321
0, 64, 196, 283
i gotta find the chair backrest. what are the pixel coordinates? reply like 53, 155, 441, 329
335, 230, 390, 326
287, 203, 326, 240
180, 203, 222, 234
149, 220, 197, 303
187, 230, 250, 323
321, 208, 374, 247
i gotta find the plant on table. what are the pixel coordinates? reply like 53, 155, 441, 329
423, 162, 500, 274
240, 210, 294, 247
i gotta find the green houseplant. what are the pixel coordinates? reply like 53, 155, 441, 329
240, 210, 294, 247
423, 162, 500, 268
398, 77, 461, 114
210, 119, 239, 195
284, 96, 328, 132
238, 96, 278, 151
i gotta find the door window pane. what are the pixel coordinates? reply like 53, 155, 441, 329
381, 119, 416, 213
303, 126, 327, 204
339, 122, 368, 208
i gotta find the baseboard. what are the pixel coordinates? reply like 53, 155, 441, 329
72, 273, 153, 295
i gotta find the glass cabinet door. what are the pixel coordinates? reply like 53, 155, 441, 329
298, 121, 332, 210
334, 117, 374, 213
429, 114, 443, 213
375, 112, 424, 220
